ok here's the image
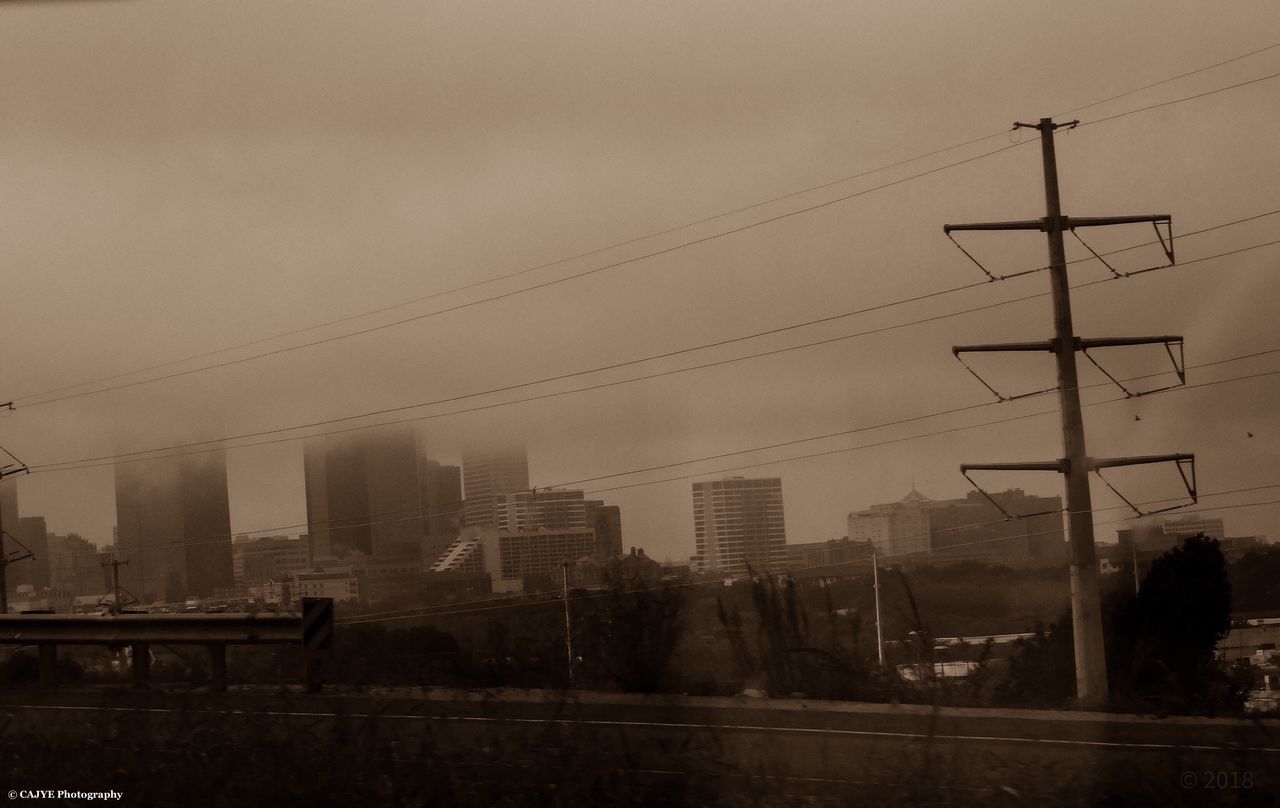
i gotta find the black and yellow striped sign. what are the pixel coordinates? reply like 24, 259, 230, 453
302, 597, 334, 651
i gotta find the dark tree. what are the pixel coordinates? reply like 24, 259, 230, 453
1000, 534, 1245, 714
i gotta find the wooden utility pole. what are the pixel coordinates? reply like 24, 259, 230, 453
944, 118, 1195, 709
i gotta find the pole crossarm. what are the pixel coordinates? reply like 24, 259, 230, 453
943, 214, 1170, 234
950, 340, 1057, 401
944, 213, 1172, 282
1091, 453, 1197, 517
952, 335, 1185, 401
960, 461, 1065, 472
944, 219, 1044, 233
0, 465, 29, 482
953, 340, 1054, 354
1080, 336, 1185, 398
958, 461, 1067, 519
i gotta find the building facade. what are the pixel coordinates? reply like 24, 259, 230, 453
693, 477, 787, 576
305, 429, 461, 564
114, 452, 235, 603
492, 488, 586, 533
236, 535, 310, 586
461, 445, 530, 528
584, 500, 623, 559
847, 488, 1067, 569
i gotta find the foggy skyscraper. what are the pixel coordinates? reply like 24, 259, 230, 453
113, 451, 234, 602
461, 445, 530, 527
304, 428, 461, 563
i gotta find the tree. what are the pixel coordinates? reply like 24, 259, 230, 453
1108, 534, 1244, 713
579, 573, 684, 693
1000, 534, 1245, 714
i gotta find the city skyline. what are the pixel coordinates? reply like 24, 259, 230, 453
2, 3, 1279, 568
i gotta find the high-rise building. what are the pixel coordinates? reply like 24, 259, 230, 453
234, 535, 309, 586
47, 533, 104, 597
847, 488, 932, 559
693, 477, 787, 576
420, 459, 463, 538
304, 428, 456, 562
430, 525, 596, 593
847, 488, 1067, 568
114, 452, 234, 602
1115, 514, 1228, 576
584, 499, 623, 558
492, 488, 586, 533
461, 445, 530, 527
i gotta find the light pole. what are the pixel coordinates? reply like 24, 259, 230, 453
561, 560, 574, 686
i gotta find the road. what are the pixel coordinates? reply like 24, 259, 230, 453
0, 686, 1275, 805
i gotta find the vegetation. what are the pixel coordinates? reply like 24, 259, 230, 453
999, 535, 1251, 714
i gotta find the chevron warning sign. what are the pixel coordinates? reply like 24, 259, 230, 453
302, 597, 334, 652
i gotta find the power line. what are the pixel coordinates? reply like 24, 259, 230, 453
18, 38, 1280, 410
1077, 68, 1280, 130
27, 227, 1280, 474
1053, 39, 1280, 117
11, 141, 1030, 410
335, 488, 1280, 626
28, 357, 1280, 566
17, 59, 1280, 412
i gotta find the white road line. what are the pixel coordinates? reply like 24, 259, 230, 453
7, 702, 1279, 754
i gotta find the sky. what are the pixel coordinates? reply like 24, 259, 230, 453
1, 1, 1279, 563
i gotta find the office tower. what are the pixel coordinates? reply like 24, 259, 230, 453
47, 533, 104, 597
492, 488, 586, 533
847, 488, 1067, 568
304, 428, 424, 561
430, 525, 596, 594
693, 477, 787, 576
846, 487, 933, 558
114, 451, 234, 602
420, 458, 463, 560
305, 429, 461, 564
461, 445, 529, 527
584, 499, 623, 558
236, 536, 310, 586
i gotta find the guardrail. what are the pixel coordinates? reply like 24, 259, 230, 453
0, 599, 333, 691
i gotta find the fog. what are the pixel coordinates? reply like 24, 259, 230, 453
2, 1, 1279, 562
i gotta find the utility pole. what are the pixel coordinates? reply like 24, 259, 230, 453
944, 118, 1194, 709
1131, 542, 1141, 596
101, 557, 129, 614
872, 550, 885, 668
0, 460, 34, 615
561, 560, 574, 686
0, 540, 35, 615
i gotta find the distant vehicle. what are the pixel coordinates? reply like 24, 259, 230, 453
184, 597, 202, 612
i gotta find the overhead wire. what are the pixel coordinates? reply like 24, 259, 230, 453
14, 47, 1280, 410
10, 141, 1029, 410
336, 488, 1280, 626
25, 221, 1280, 474
32, 355, 1280, 565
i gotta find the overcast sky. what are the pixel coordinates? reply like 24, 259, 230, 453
2, 1, 1279, 562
